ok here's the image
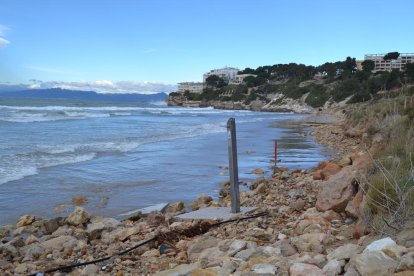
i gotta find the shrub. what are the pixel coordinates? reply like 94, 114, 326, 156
305, 85, 329, 107
332, 78, 363, 102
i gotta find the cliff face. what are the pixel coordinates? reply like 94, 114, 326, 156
167, 93, 314, 113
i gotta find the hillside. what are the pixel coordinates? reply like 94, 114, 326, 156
168, 56, 414, 113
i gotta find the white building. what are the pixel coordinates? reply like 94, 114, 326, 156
230, 74, 256, 84
203, 67, 240, 82
364, 53, 414, 72
177, 82, 204, 94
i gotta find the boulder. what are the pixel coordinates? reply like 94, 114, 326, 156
289, 263, 325, 276
16, 215, 35, 227
292, 253, 327, 268
190, 194, 213, 211
22, 244, 45, 261
352, 219, 370, 239
382, 244, 408, 260
65, 207, 90, 226
276, 240, 297, 257
154, 263, 198, 276
313, 162, 341, 180
0, 243, 19, 259
345, 190, 363, 218
166, 201, 185, 213
189, 268, 217, 276
396, 220, 414, 247
25, 235, 39, 245
327, 243, 362, 261
316, 166, 358, 212
43, 217, 64, 235
40, 235, 77, 251
354, 251, 398, 276
251, 263, 278, 274
187, 236, 220, 260
147, 212, 165, 227
14, 263, 29, 274
364, 237, 396, 253
101, 227, 139, 243
338, 155, 352, 167
291, 233, 334, 254
320, 163, 341, 180
323, 259, 345, 276
396, 252, 414, 272
86, 218, 120, 240
253, 183, 267, 195
227, 239, 247, 257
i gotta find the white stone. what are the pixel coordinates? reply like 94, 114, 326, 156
80, 264, 99, 276
289, 263, 324, 276
251, 263, 278, 274
354, 250, 398, 276
66, 207, 90, 226
327, 244, 361, 260
154, 263, 198, 276
363, 237, 396, 253
227, 239, 247, 257
40, 236, 77, 251
323, 259, 345, 276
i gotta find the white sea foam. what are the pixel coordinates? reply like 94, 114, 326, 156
0, 153, 96, 185
0, 166, 38, 185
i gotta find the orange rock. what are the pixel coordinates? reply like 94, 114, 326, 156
313, 170, 323, 180
72, 195, 88, 206
320, 162, 341, 180
353, 220, 370, 239
315, 166, 357, 212
345, 190, 364, 218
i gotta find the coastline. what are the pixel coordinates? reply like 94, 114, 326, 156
1, 109, 412, 275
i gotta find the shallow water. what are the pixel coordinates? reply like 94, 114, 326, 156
0, 99, 331, 225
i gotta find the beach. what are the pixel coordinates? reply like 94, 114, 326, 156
0, 100, 329, 226
1, 106, 414, 275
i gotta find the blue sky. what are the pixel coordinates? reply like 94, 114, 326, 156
0, 0, 413, 92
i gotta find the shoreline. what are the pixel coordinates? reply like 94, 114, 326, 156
1, 109, 411, 275
0, 109, 327, 226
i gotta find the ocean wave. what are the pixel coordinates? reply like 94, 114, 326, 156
0, 153, 96, 185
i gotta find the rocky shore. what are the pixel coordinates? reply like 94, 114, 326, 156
1, 111, 414, 275
167, 94, 313, 113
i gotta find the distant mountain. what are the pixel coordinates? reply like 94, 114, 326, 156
0, 88, 168, 102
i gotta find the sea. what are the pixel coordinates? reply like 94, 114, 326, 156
0, 98, 331, 226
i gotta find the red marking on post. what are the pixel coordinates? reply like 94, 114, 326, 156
274, 140, 278, 164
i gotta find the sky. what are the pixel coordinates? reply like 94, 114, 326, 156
0, 0, 413, 93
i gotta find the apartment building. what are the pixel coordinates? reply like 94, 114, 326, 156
230, 74, 256, 84
203, 67, 240, 82
364, 53, 414, 72
177, 82, 204, 94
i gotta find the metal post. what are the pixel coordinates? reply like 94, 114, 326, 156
273, 140, 278, 174
227, 118, 240, 213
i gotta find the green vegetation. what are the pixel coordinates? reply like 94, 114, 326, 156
348, 92, 414, 233
173, 53, 414, 109
205, 75, 227, 89
383, 51, 400, 60
305, 85, 329, 108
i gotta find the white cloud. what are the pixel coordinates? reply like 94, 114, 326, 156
0, 24, 10, 47
26, 80, 177, 94
0, 37, 10, 47
0, 25, 10, 35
